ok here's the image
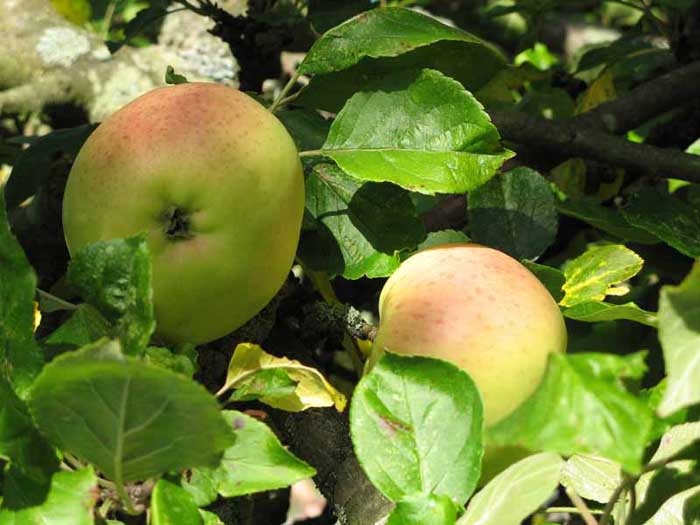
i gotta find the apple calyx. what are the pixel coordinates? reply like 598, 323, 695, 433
163, 206, 195, 241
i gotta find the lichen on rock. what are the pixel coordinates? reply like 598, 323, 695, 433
36, 26, 90, 67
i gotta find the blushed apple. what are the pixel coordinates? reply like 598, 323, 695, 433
373, 243, 567, 427
62, 83, 305, 344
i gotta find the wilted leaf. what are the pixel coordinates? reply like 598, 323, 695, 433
219, 343, 346, 412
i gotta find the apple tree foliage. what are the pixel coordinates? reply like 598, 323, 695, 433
1, 0, 700, 524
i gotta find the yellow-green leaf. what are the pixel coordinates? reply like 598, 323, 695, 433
219, 343, 347, 412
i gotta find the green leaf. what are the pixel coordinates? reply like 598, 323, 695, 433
639, 486, 700, 525
387, 493, 459, 525
350, 352, 483, 504
67, 235, 154, 356
43, 304, 111, 350
4, 125, 96, 210
560, 244, 643, 307
631, 422, 700, 525
106, 5, 168, 53
621, 188, 700, 257
144, 346, 196, 377
299, 7, 503, 76
277, 110, 331, 152
514, 42, 559, 71
199, 510, 224, 525
0, 192, 43, 397
0, 377, 58, 485
181, 469, 218, 507
488, 353, 655, 473
414, 230, 471, 252
298, 39, 505, 114
319, 69, 514, 195
564, 302, 657, 327
557, 198, 658, 244
151, 479, 202, 525
307, 0, 373, 34
467, 168, 558, 260
458, 452, 563, 525
50, 0, 91, 25
521, 261, 565, 303
657, 263, 700, 417
28, 339, 233, 483
0, 468, 97, 525
300, 163, 426, 279
560, 454, 622, 504
165, 65, 189, 85
219, 343, 346, 412
195, 411, 316, 498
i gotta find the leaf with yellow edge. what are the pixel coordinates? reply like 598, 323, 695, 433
561, 245, 643, 307
218, 343, 347, 412
33, 302, 41, 332
576, 69, 616, 114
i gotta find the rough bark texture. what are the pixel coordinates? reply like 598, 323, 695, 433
0, 0, 237, 121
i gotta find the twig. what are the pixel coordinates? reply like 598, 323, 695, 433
566, 487, 599, 525
491, 109, 700, 183
574, 60, 700, 133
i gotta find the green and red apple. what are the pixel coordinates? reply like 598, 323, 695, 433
372, 243, 567, 480
62, 82, 305, 344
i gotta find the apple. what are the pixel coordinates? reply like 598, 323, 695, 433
62, 82, 305, 344
372, 244, 566, 480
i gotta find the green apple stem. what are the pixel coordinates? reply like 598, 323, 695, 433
269, 70, 301, 113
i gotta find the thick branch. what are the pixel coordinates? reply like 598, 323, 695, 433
491, 110, 700, 183
574, 60, 700, 133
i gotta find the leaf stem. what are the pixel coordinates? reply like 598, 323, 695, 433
101, 1, 117, 40
566, 487, 599, 525
546, 506, 603, 515
269, 70, 302, 114
299, 150, 322, 158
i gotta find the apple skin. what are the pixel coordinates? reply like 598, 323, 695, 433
373, 243, 567, 427
62, 83, 304, 344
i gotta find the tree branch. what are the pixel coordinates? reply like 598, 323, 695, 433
574, 60, 700, 133
491, 110, 700, 183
